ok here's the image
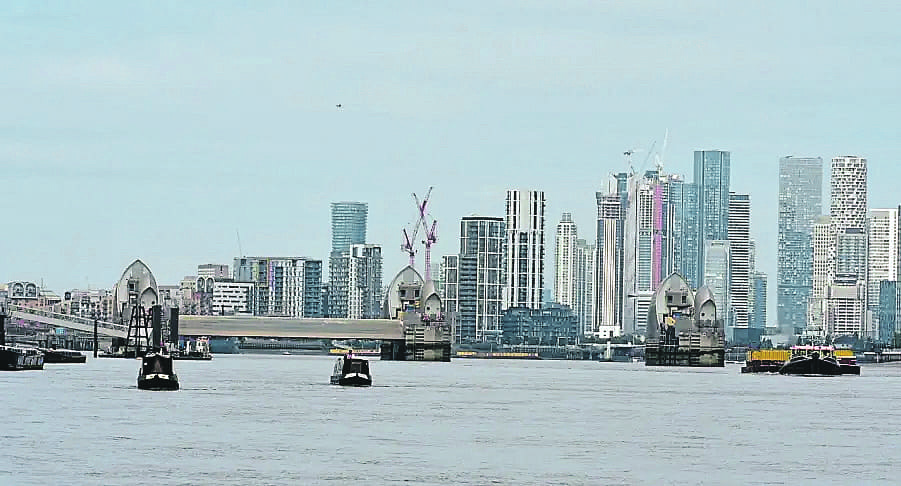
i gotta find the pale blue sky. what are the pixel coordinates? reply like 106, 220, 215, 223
3, 1, 901, 324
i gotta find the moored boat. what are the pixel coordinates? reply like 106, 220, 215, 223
0, 345, 44, 371
778, 346, 843, 376
330, 354, 372, 386
174, 337, 212, 361
40, 348, 87, 364
138, 350, 179, 390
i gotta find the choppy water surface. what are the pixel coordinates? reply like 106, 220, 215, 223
2, 355, 900, 485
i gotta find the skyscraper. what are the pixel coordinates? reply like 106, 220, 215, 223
728, 192, 751, 343
694, 150, 731, 282
777, 156, 823, 336
809, 216, 833, 333
443, 216, 506, 343
554, 213, 578, 307
621, 170, 677, 335
749, 272, 768, 332
573, 238, 597, 335
504, 190, 546, 310
330, 202, 368, 253
867, 208, 899, 328
703, 240, 731, 333
670, 180, 700, 288
329, 201, 368, 318
595, 187, 624, 338
829, 156, 868, 336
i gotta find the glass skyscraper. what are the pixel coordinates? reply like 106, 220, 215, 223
694, 150, 731, 283
670, 180, 699, 289
329, 201, 368, 317
330, 202, 368, 253
777, 156, 823, 335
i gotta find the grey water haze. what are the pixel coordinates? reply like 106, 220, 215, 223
3, 356, 900, 485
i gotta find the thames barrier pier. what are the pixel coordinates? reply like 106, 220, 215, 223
644, 273, 725, 367
380, 265, 453, 361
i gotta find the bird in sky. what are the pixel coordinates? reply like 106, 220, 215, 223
336, 104, 342, 109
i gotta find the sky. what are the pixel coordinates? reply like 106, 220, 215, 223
3, 1, 901, 324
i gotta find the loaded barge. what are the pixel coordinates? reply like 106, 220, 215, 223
741, 347, 860, 375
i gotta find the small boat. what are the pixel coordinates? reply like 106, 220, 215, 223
173, 337, 212, 361
779, 346, 843, 376
138, 350, 179, 390
0, 345, 44, 371
330, 354, 372, 386
40, 348, 87, 364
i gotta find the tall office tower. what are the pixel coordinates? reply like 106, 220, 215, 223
504, 190, 546, 310
554, 213, 578, 307
694, 150, 731, 282
328, 202, 368, 317
622, 170, 677, 335
749, 272, 768, 332
442, 216, 506, 343
595, 185, 624, 338
232, 257, 322, 317
829, 156, 868, 336
703, 240, 732, 332
808, 216, 833, 333
198, 264, 230, 279
573, 239, 597, 335
868, 208, 899, 333
777, 156, 823, 336
345, 244, 383, 319
670, 180, 700, 288
728, 193, 751, 343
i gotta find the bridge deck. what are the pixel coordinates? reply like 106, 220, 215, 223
8, 308, 126, 338
179, 316, 405, 340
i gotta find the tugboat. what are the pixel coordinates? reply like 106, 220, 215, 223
330, 352, 372, 386
778, 345, 843, 376
138, 347, 179, 390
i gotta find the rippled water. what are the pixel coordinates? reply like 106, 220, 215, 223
2, 354, 900, 485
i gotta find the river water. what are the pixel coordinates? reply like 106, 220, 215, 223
2, 355, 900, 485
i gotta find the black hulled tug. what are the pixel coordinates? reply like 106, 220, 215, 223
137, 305, 179, 390
330, 352, 372, 386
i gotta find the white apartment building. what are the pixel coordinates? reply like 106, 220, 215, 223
212, 281, 254, 315
504, 189, 546, 309
347, 244, 383, 319
554, 213, 578, 307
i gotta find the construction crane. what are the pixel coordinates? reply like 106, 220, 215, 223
413, 187, 438, 281
401, 186, 434, 271
654, 129, 669, 173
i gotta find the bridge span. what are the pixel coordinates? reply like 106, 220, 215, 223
179, 316, 405, 340
7, 304, 127, 338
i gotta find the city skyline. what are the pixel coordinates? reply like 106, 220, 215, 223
4, 2, 901, 333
